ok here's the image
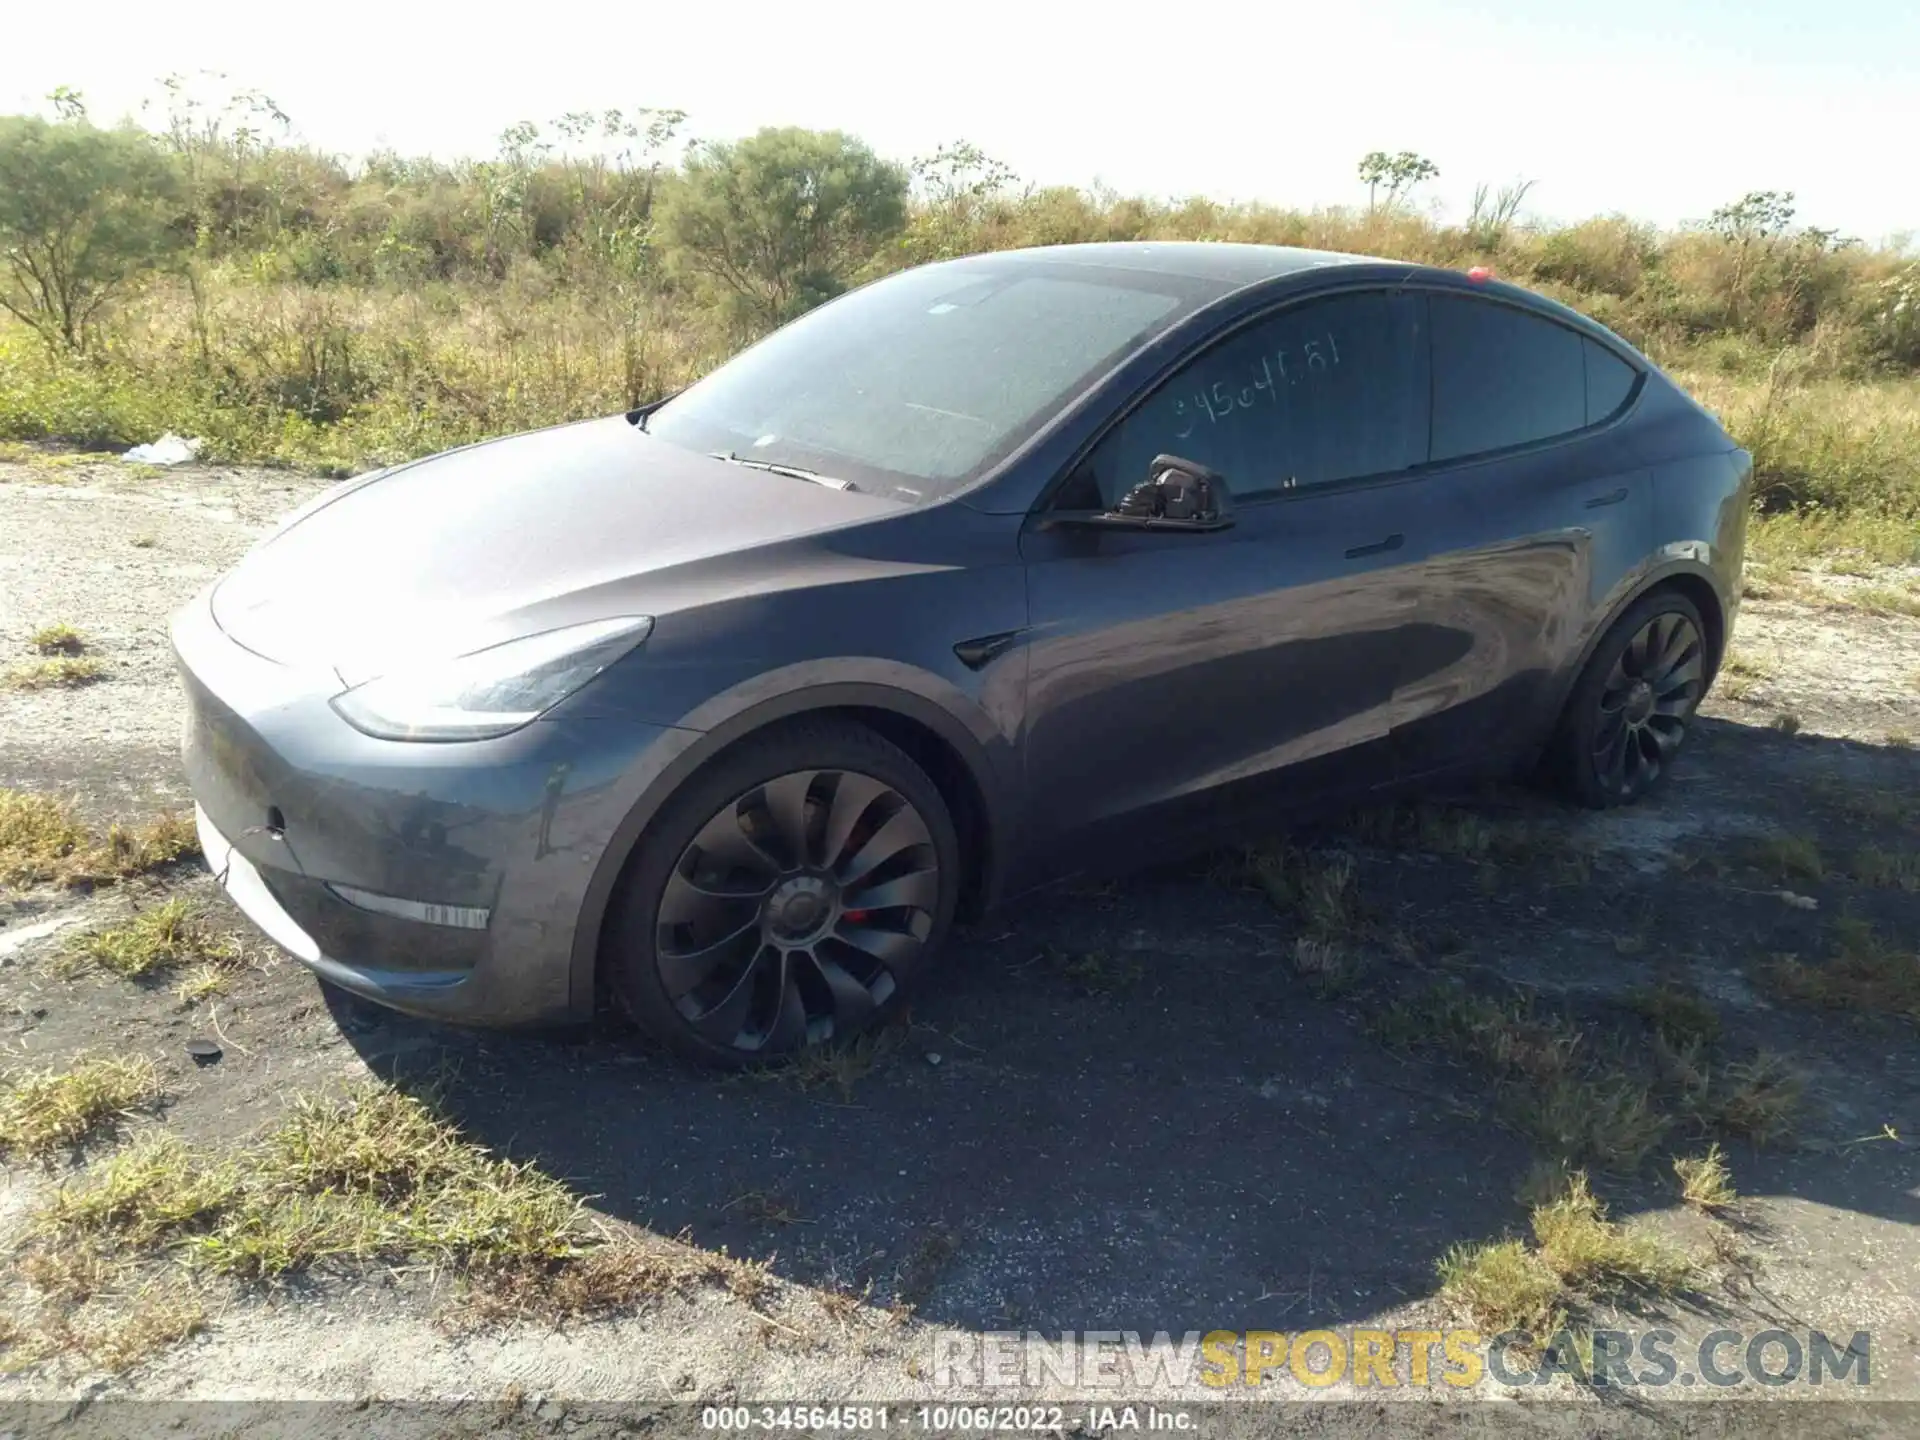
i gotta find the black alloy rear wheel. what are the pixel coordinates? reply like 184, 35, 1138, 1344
1551, 590, 1711, 808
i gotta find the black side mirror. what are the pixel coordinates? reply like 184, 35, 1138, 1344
1048, 454, 1236, 534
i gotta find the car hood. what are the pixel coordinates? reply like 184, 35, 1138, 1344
210, 416, 900, 684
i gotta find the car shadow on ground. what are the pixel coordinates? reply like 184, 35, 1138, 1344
331, 714, 1920, 1337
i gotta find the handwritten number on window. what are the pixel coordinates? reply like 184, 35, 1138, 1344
1163, 332, 1343, 434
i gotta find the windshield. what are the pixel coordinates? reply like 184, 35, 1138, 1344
644, 260, 1201, 503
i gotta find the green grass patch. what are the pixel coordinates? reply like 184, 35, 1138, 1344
1762, 917, 1920, 1023
0, 1055, 162, 1160
1438, 1169, 1697, 1344
1851, 587, 1920, 618
0, 790, 197, 890
29, 1086, 750, 1286
1849, 846, 1920, 891
1627, 983, 1722, 1047
29, 623, 88, 655
1739, 833, 1825, 884
56, 899, 241, 981
12, 1083, 776, 1365
3, 656, 105, 690
1673, 1146, 1737, 1212
1378, 983, 1800, 1167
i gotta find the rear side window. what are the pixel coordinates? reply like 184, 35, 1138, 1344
1583, 338, 1639, 424
1070, 290, 1429, 506
1430, 295, 1587, 462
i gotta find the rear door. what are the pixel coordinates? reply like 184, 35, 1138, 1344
1014, 288, 1447, 880
1388, 290, 1653, 780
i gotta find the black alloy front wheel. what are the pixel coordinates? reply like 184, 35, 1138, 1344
605, 720, 959, 1066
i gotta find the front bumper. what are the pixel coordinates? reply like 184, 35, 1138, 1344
173, 584, 696, 1027
197, 803, 487, 1017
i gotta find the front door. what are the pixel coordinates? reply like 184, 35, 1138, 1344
1012, 287, 1442, 883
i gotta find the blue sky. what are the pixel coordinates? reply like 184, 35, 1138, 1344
5, 0, 1914, 243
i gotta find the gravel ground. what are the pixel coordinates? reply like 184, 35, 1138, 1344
2, 449, 1917, 1425
0, 458, 331, 817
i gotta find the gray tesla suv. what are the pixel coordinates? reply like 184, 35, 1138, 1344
173, 241, 1750, 1065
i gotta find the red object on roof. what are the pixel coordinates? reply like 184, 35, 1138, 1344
1466, 265, 1493, 283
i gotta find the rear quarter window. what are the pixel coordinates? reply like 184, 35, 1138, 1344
1583, 338, 1640, 424
1430, 294, 1588, 462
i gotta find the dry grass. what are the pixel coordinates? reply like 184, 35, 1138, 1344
1049, 945, 1145, 996
1381, 983, 1797, 1165
1375, 988, 1582, 1084
1721, 651, 1775, 680
1674, 1147, 1737, 1212
1437, 1238, 1564, 1340
27, 1082, 789, 1369
752, 1023, 905, 1099
29, 623, 88, 655
467, 1237, 775, 1328
1763, 917, 1919, 1023
1343, 801, 1555, 866
3, 656, 105, 690
1806, 777, 1917, 832
28, 1087, 581, 1283
12, 1081, 773, 1366
1374, 989, 1675, 1170
0, 1055, 162, 1160
55, 1284, 207, 1370
1246, 844, 1363, 939
1521, 1074, 1673, 1174
1628, 984, 1722, 1047
1655, 1039, 1804, 1144
1530, 1171, 1695, 1293
1741, 833, 1825, 884
3, 1280, 207, 1373
173, 961, 245, 1003
1849, 846, 1920, 891
55, 899, 241, 981
1851, 587, 1920, 619
0, 791, 197, 889
1288, 935, 1363, 998
1341, 801, 1596, 892
1438, 1169, 1696, 1344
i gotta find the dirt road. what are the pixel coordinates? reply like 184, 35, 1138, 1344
2, 449, 1916, 1421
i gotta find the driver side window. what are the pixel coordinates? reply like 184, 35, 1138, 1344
1068, 290, 1430, 508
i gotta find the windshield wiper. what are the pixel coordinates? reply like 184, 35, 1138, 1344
709, 451, 859, 492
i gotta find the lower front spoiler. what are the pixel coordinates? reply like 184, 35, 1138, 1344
196, 804, 495, 1024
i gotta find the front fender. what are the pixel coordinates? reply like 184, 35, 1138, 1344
562, 665, 1021, 1016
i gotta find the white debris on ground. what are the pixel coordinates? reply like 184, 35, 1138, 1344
122, 434, 206, 466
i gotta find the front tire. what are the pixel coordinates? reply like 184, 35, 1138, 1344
1549, 590, 1710, 809
603, 720, 960, 1068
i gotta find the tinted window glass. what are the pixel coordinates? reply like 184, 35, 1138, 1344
1070, 291, 1428, 507
1430, 295, 1586, 461
1584, 338, 1638, 424
647, 264, 1194, 503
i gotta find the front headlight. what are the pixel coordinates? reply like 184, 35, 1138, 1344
329, 616, 654, 742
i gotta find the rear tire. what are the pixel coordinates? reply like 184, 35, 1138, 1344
1549, 589, 1710, 809
603, 720, 959, 1068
